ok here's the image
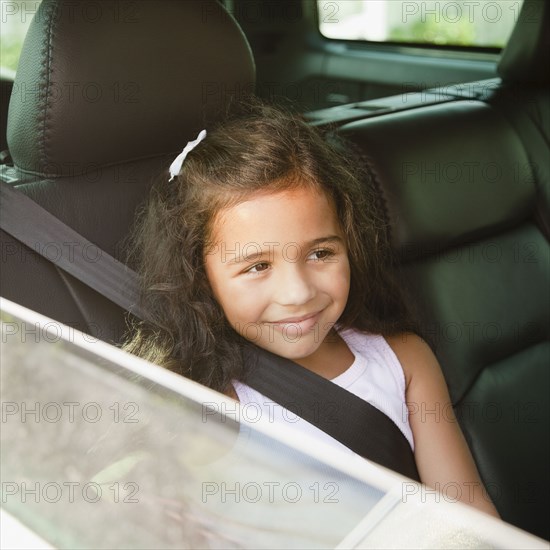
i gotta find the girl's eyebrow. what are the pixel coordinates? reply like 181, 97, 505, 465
228, 235, 344, 264
309, 235, 343, 247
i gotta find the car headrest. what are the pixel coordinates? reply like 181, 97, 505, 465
498, 0, 550, 85
7, 0, 255, 177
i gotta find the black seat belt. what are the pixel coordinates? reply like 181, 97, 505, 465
0, 180, 145, 319
242, 346, 419, 480
0, 180, 420, 480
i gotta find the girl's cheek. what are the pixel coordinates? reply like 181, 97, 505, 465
229, 277, 269, 302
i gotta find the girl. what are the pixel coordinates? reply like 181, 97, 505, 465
125, 101, 499, 519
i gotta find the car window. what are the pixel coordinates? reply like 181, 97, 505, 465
0, 0, 42, 74
2, 298, 547, 549
0, 299, 385, 549
318, 0, 523, 50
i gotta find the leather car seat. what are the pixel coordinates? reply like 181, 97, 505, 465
339, 0, 549, 540
0, 75, 12, 155
489, 0, 550, 239
0, 0, 255, 343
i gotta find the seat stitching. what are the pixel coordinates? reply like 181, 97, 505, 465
37, 2, 58, 170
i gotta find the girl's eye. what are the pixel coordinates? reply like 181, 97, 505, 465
310, 248, 335, 261
245, 262, 270, 274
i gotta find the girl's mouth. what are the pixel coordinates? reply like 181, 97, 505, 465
267, 310, 324, 333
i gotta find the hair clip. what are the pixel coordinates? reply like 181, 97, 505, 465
168, 129, 207, 181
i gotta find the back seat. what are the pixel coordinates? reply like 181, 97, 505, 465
340, 96, 548, 540
0, 0, 255, 343
0, 74, 13, 155
336, 0, 549, 539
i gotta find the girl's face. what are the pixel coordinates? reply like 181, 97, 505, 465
204, 186, 351, 365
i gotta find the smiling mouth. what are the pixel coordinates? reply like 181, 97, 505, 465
267, 310, 324, 332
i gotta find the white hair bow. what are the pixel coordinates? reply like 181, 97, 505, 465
168, 129, 207, 181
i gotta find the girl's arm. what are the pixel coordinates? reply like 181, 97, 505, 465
386, 333, 500, 518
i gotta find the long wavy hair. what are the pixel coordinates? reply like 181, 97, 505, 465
123, 100, 417, 393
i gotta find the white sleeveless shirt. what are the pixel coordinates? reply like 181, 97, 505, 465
233, 329, 414, 454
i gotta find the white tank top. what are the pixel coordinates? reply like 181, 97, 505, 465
233, 328, 414, 454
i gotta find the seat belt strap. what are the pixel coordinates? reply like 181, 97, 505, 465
0, 181, 145, 319
243, 346, 420, 480
0, 180, 420, 480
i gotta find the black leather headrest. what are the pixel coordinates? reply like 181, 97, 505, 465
498, 0, 550, 85
7, 0, 255, 177
340, 101, 536, 259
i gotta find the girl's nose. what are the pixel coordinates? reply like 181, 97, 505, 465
274, 265, 316, 306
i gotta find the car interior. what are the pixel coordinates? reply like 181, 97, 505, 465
0, 0, 548, 542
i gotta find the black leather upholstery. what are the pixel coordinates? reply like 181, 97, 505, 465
8, 0, 255, 177
0, 76, 12, 154
342, 102, 549, 542
339, 0, 549, 539
498, 0, 550, 85
1, 0, 255, 341
344, 102, 536, 258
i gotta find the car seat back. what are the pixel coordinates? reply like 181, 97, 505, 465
339, 0, 549, 539
0, 0, 255, 343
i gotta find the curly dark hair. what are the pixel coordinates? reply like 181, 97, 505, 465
123, 100, 417, 393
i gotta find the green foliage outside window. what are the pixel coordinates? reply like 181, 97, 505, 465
0, 0, 41, 74
318, 0, 522, 49
388, 17, 477, 47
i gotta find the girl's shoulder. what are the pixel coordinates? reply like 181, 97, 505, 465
340, 329, 438, 391
384, 332, 443, 394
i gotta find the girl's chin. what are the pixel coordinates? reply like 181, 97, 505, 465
258, 340, 323, 363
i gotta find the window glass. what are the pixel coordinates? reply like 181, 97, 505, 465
0, 301, 385, 549
1, 300, 545, 548
0, 0, 42, 74
318, 0, 523, 49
